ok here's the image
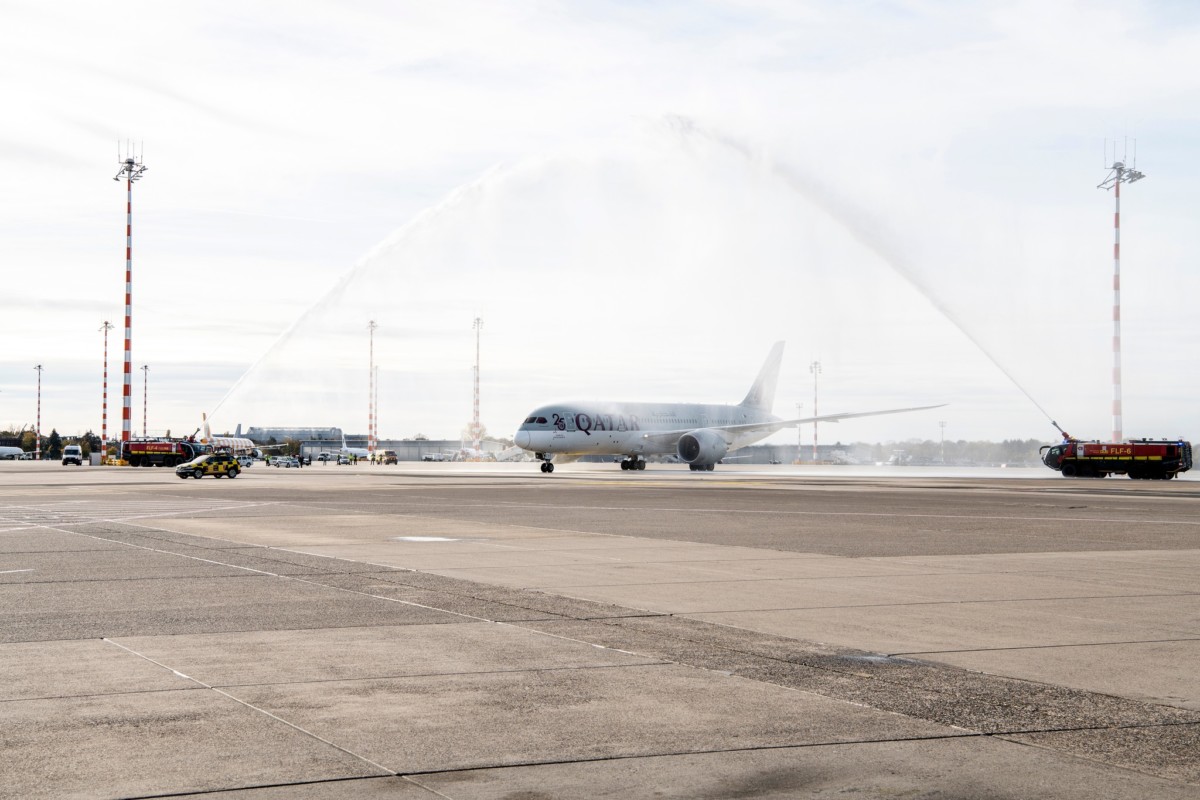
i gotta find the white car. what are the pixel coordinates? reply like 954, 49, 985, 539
62, 445, 83, 466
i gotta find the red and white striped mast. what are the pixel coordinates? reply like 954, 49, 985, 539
471, 317, 483, 452
367, 320, 377, 456
1098, 143, 1144, 443
113, 144, 147, 446
34, 364, 43, 459
100, 321, 113, 457
809, 360, 821, 462
141, 364, 149, 437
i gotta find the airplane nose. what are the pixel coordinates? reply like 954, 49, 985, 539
515, 430, 531, 449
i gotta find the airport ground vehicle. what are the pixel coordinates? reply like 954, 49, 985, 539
379, 450, 398, 465
273, 457, 299, 468
337, 454, 352, 465
61, 445, 83, 466
1040, 439, 1193, 479
122, 438, 209, 467
175, 453, 240, 479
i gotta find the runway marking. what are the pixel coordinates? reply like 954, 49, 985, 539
0, 569, 35, 574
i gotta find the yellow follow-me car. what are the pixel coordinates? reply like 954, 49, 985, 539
175, 452, 241, 479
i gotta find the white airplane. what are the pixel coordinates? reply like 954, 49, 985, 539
198, 415, 260, 455
514, 342, 942, 473
0, 445, 27, 460
339, 434, 370, 458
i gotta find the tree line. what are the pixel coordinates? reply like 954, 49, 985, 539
0, 428, 102, 459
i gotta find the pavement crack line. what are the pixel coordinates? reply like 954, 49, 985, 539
113, 774, 404, 800
656, 590, 1200, 615
102, 638, 396, 777
395, 732, 986, 779
892, 636, 1200, 656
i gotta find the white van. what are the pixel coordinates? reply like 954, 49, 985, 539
62, 445, 83, 466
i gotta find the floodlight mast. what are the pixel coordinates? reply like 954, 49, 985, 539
367, 320, 377, 456
471, 317, 483, 452
141, 365, 149, 437
809, 360, 821, 462
1098, 145, 1145, 443
100, 321, 114, 457
113, 143, 147, 445
34, 364, 43, 459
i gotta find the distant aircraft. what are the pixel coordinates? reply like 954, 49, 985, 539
197, 414, 259, 455
339, 434, 370, 458
0, 445, 26, 460
514, 341, 942, 473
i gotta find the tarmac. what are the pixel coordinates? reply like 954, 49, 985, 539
1, 460, 1198, 799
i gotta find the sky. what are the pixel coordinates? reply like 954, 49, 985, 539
2, 0, 1198, 446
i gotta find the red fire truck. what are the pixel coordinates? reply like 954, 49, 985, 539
120, 438, 210, 468
1040, 439, 1193, 480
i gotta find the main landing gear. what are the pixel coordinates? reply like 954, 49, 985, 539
688, 463, 716, 471
620, 458, 646, 471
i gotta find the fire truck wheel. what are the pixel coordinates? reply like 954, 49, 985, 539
1061, 463, 1077, 477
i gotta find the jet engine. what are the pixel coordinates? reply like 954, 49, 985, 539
677, 429, 729, 466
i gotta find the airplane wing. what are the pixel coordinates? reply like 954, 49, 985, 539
640, 404, 945, 447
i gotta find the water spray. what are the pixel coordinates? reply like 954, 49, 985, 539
663, 115, 1062, 432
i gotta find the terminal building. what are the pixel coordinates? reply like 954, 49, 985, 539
244, 426, 510, 461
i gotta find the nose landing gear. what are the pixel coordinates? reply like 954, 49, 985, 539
536, 454, 555, 473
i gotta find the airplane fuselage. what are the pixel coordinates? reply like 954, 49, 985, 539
515, 402, 779, 458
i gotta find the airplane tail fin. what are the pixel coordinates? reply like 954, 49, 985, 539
740, 341, 785, 413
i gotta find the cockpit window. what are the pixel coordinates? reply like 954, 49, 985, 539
524, 417, 536, 424
536, 417, 547, 424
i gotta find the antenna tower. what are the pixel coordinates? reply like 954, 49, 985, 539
471, 318, 483, 451
113, 142, 147, 444
1098, 139, 1145, 442
367, 320, 377, 456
